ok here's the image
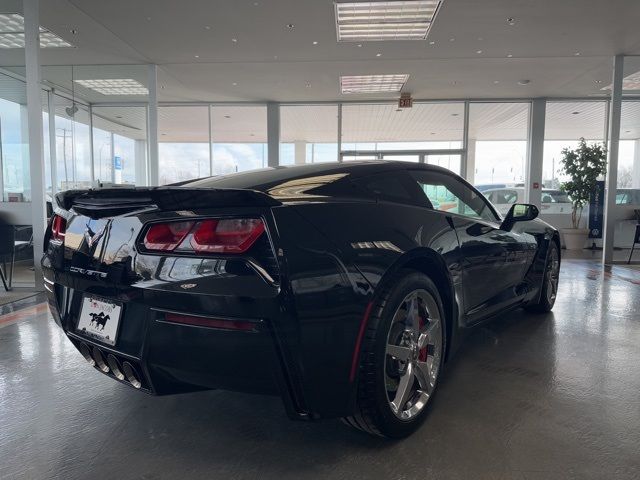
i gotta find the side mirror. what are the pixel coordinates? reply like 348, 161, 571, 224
501, 203, 539, 231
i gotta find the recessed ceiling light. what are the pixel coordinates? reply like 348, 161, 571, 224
313, 40, 318, 45
232, 82, 238, 86
357, 43, 362, 47
286, 23, 295, 29
602, 70, 640, 91
340, 74, 409, 94
0, 13, 74, 48
507, 17, 516, 25
305, 82, 311, 88
477, 37, 483, 41
224, 115, 231, 119
493, 80, 500, 84
335, 0, 443, 42
574, 52, 581, 56
429, 40, 435, 45
231, 38, 238, 43
204, 25, 211, 30
507, 54, 513, 58
451, 113, 459, 116
517, 79, 531, 85
194, 54, 200, 58
376, 52, 382, 57
476, 50, 483, 54
74, 79, 148, 95
626, 130, 632, 133
594, 79, 602, 84
449, 37, 455, 42
572, 111, 580, 115
430, 132, 436, 135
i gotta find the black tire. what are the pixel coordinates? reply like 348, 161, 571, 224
525, 241, 560, 313
343, 269, 446, 438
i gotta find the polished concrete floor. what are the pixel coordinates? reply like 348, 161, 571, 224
1, 257, 639, 480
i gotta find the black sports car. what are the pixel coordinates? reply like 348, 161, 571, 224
42, 161, 560, 438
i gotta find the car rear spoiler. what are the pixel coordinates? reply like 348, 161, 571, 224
55, 187, 281, 218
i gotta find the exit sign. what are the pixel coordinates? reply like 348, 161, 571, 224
398, 94, 413, 109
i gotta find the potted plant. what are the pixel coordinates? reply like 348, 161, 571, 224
558, 138, 607, 250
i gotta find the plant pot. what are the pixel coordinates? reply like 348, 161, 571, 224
561, 228, 589, 250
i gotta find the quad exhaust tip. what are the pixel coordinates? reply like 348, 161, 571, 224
92, 346, 110, 373
107, 354, 125, 381
79, 342, 142, 389
122, 361, 142, 389
79, 343, 95, 367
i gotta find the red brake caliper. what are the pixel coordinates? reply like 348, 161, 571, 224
418, 315, 428, 362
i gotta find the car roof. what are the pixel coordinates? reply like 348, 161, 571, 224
183, 160, 455, 191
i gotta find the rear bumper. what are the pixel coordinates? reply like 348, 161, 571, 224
42, 263, 310, 420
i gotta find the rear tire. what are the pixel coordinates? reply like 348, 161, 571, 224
525, 242, 560, 313
343, 270, 446, 438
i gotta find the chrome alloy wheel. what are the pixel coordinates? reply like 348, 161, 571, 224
385, 289, 443, 420
546, 247, 560, 305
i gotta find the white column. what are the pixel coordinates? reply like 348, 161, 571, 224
294, 141, 306, 164
603, 55, 624, 264
24, 0, 46, 287
48, 90, 57, 194
633, 139, 640, 189
525, 98, 546, 209
147, 65, 159, 185
134, 140, 147, 186
337, 103, 343, 162
267, 102, 279, 167
466, 138, 476, 185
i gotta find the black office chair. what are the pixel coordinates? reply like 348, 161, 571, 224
0, 225, 14, 291
629, 209, 640, 264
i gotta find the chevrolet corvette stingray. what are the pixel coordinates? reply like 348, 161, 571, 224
42, 161, 560, 438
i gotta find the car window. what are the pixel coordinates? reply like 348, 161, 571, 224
354, 172, 431, 207
409, 170, 499, 223
503, 190, 519, 204
546, 191, 571, 203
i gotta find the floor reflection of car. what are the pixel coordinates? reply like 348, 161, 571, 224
483, 187, 571, 215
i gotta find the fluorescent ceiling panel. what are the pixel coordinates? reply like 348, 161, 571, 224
602, 70, 640, 91
340, 74, 409, 94
75, 79, 149, 96
0, 13, 72, 48
335, 1, 441, 41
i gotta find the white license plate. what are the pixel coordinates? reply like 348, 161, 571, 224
76, 296, 123, 346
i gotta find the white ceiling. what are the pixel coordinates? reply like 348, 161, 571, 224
1, 0, 640, 102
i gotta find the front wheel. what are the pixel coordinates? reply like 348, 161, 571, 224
343, 271, 445, 438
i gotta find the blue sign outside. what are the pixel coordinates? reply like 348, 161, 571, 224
588, 180, 605, 239
114, 156, 122, 170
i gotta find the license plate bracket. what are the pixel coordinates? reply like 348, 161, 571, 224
76, 295, 123, 346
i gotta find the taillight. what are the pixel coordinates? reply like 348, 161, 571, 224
190, 218, 265, 253
51, 215, 66, 243
143, 221, 194, 251
141, 218, 265, 254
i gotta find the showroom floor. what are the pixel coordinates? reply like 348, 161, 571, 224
1, 257, 639, 480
